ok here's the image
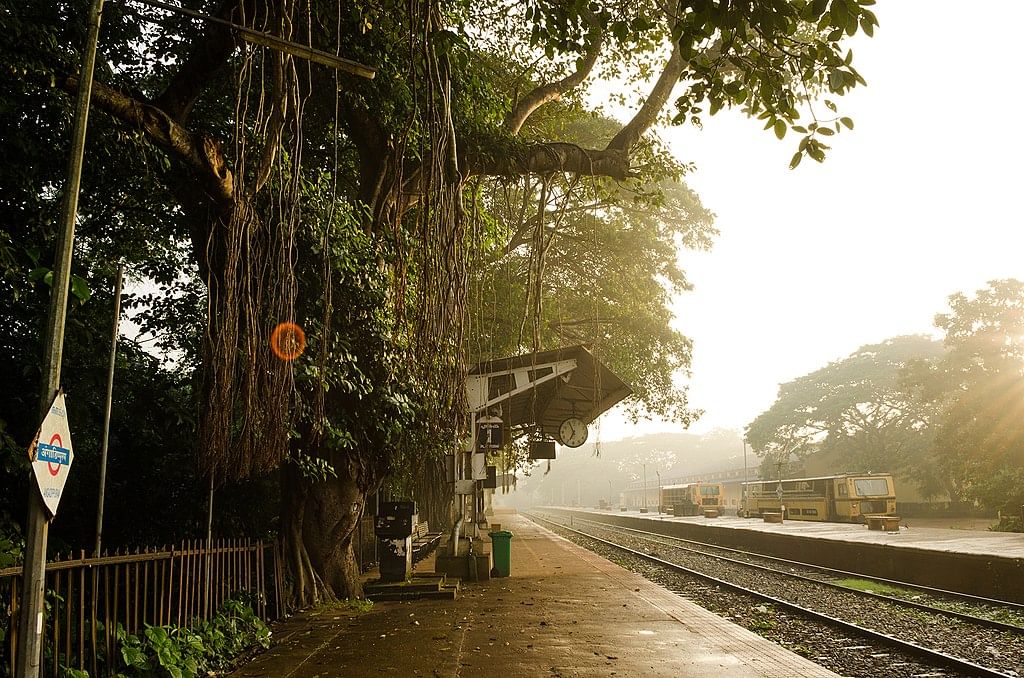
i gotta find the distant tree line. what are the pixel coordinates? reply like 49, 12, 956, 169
746, 279, 1024, 530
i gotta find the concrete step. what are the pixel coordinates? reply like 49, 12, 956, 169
367, 586, 458, 602
365, 574, 460, 601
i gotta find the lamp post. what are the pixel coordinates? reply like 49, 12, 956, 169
641, 463, 647, 513
655, 470, 662, 514
608, 479, 613, 509
742, 439, 748, 516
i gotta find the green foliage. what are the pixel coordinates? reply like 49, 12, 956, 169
991, 515, 1022, 533
908, 280, 1024, 514
115, 597, 271, 678
467, 109, 717, 432
747, 604, 778, 631
504, 0, 874, 165
745, 335, 945, 490
289, 186, 450, 489
334, 598, 374, 613
834, 577, 908, 597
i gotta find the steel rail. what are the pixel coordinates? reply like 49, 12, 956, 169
528, 512, 1015, 678
551, 512, 1024, 633
553, 509, 1024, 613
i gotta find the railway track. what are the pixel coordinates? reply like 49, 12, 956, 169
552, 512, 1024, 632
527, 510, 1024, 678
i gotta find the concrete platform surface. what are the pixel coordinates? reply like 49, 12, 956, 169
583, 509, 1024, 558
230, 511, 837, 677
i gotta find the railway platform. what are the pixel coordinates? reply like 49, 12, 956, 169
548, 508, 1024, 602
230, 510, 838, 677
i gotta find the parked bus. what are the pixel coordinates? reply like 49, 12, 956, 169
740, 473, 896, 522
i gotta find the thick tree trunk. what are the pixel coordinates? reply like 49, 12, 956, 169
281, 464, 323, 607
301, 464, 368, 599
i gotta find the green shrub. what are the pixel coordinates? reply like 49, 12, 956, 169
990, 515, 1023, 533
115, 596, 271, 678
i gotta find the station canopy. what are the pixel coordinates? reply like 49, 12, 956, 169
467, 345, 632, 437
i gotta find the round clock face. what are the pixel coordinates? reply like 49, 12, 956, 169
558, 417, 588, 447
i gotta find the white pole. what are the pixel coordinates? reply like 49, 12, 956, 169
94, 264, 123, 556
642, 463, 647, 512
742, 440, 748, 514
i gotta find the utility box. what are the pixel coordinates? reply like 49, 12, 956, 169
376, 501, 417, 582
375, 501, 417, 537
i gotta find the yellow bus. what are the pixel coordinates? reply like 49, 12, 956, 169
740, 473, 896, 522
660, 482, 724, 516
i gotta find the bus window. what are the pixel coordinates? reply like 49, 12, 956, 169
854, 478, 889, 496
837, 483, 848, 497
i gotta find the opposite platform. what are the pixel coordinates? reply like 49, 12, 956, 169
545, 507, 1024, 602
230, 512, 837, 677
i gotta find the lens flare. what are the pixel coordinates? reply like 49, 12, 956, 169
270, 322, 306, 361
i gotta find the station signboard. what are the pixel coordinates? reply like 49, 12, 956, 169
476, 416, 504, 451
29, 391, 75, 517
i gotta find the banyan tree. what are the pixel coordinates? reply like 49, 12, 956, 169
15, 0, 874, 602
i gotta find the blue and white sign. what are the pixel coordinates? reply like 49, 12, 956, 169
29, 391, 74, 517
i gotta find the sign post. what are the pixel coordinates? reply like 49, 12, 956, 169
19, 391, 77, 676
18, 0, 104, 672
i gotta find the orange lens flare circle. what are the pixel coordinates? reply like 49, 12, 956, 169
270, 322, 306, 361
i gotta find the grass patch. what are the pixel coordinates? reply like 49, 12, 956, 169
311, 598, 375, 617
334, 598, 375, 614
834, 578, 910, 597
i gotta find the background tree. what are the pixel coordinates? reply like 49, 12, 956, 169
907, 280, 1024, 524
745, 335, 945, 491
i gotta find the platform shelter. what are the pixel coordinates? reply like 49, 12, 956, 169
438, 345, 631, 577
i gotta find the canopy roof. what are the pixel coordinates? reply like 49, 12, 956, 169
467, 345, 632, 437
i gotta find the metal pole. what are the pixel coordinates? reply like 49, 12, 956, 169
642, 463, 647, 512
742, 440, 748, 514
204, 474, 214, 619
18, 0, 105, 674
656, 470, 661, 513
94, 264, 123, 556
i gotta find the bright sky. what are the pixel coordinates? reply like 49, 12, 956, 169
595, 0, 1024, 441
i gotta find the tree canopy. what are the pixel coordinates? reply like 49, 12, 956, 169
0, 0, 880, 597
745, 335, 944, 486
747, 280, 1024, 528
908, 279, 1024, 521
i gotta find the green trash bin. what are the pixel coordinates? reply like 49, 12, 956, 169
489, 530, 514, 577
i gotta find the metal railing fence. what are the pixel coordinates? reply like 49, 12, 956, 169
0, 538, 285, 677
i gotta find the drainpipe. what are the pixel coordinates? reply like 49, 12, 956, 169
449, 512, 464, 557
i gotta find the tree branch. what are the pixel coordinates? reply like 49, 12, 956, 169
607, 40, 683, 152
466, 142, 631, 180
65, 76, 234, 203
152, 0, 247, 124
504, 14, 603, 135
